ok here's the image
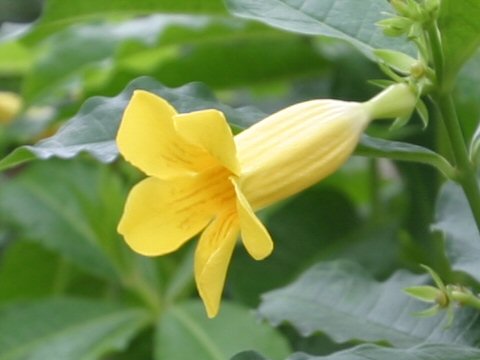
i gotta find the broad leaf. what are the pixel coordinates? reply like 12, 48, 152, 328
155, 301, 289, 360
0, 77, 263, 171
439, 0, 480, 88
432, 180, 480, 282
0, 241, 59, 302
225, 0, 412, 58
0, 160, 127, 281
0, 298, 149, 360
232, 343, 480, 360
258, 261, 480, 347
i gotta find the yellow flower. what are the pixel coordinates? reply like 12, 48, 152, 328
0, 91, 22, 124
116, 84, 415, 317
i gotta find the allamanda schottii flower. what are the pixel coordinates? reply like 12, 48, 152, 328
117, 84, 416, 317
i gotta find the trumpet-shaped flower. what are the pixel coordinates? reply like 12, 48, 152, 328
117, 84, 416, 317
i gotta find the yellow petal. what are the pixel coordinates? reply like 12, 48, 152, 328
195, 212, 239, 318
231, 178, 273, 260
118, 176, 214, 256
175, 109, 240, 175
116, 90, 212, 179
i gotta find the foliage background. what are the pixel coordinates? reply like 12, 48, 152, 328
1, 0, 480, 359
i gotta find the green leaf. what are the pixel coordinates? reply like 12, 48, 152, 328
233, 343, 480, 360
225, 0, 413, 58
22, 0, 227, 43
0, 241, 59, 302
258, 261, 480, 347
155, 301, 290, 360
24, 16, 328, 104
0, 77, 263, 171
432, 180, 480, 282
0, 40, 31, 75
231, 351, 270, 360
356, 135, 455, 179
0, 298, 149, 360
229, 185, 362, 306
0, 160, 127, 281
22, 15, 181, 103
439, 0, 480, 87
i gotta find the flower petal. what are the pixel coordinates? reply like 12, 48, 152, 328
195, 212, 239, 318
175, 109, 240, 175
116, 90, 212, 179
231, 178, 273, 260
118, 176, 214, 256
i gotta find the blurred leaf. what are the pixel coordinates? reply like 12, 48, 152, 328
258, 260, 480, 347
0, 40, 31, 75
0, 241, 58, 302
0, 77, 263, 171
0, 0, 42, 23
22, 16, 185, 103
155, 301, 289, 360
0, 298, 150, 360
24, 16, 328, 104
231, 351, 270, 360
356, 135, 455, 178
0, 160, 127, 281
432, 180, 480, 282
456, 49, 480, 143
225, 0, 413, 58
115, 24, 328, 92
439, 0, 480, 88
232, 344, 480, 360
22, 0, 227, 43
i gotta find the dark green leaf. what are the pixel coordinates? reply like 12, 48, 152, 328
0, 241, 59, 302
24, 16, 328, 104
22, 16, 180, 103
356, 135, 455, 178
432, 180, 480, 282
0, 77, 263, 171
258, 261, 480, 347
232, 343, 480, 360
304, 344, 480, 360
155, 301, 289, 360
0, 160, 127, 281
439, 0, 480, 88
225, 0, 413, 58
230, 185, 361, 306
0, 298, 150, 360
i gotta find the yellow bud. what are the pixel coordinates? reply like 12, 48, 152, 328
0, 91, 22, 124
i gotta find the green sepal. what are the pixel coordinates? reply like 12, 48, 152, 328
404, 285, 440, 302
390, 114, 411, 130
416, 98, 429, 128
368, 79, 396, 89
376, 17, 412, 37
374, 49, 417, 74
420, 264, 446, 290
412, 304, 440, 318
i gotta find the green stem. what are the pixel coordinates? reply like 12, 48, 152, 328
427, 21, 480, 233
451, 290, 480, 310
436, 95, 480, 232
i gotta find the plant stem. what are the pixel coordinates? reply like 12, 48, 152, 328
427, 22, 480, 233
436, 95, 480, 232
